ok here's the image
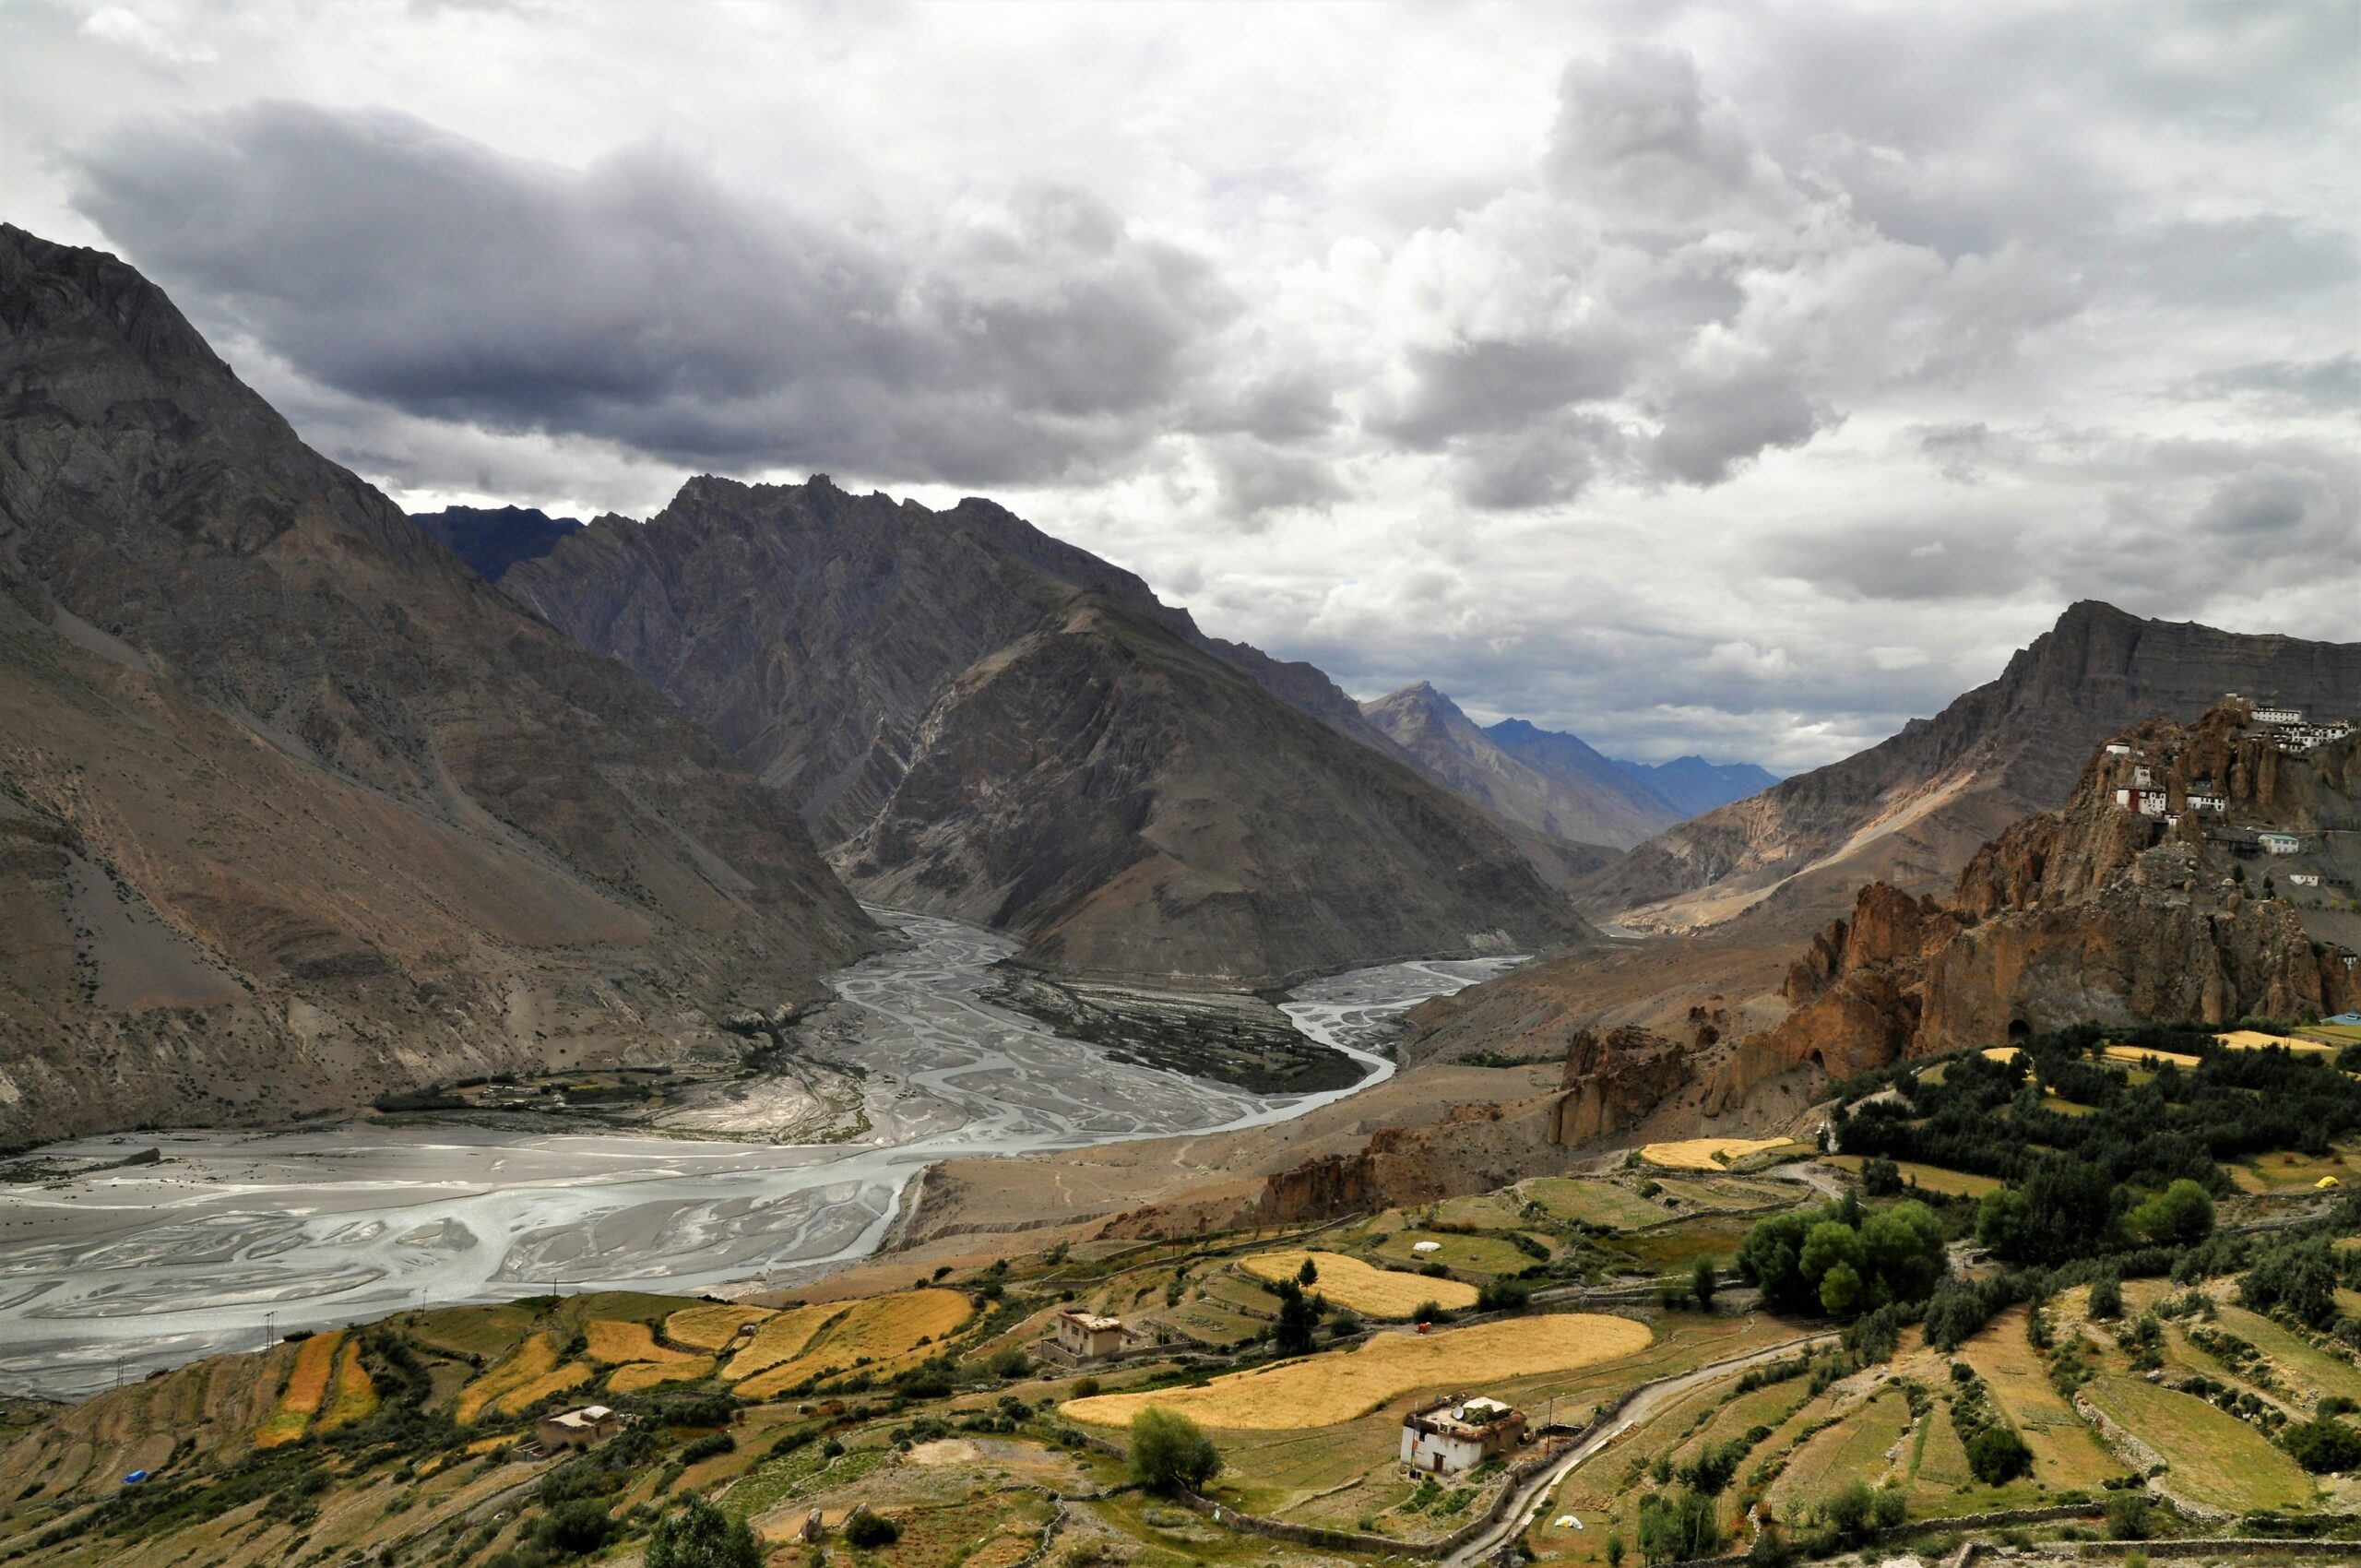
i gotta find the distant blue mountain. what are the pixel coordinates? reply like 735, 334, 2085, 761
1486, 717, 1775, 822
411, 505, 583, 581
1610, 754, 1780, 817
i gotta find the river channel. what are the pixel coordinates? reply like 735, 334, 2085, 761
0, 910, 1520, 1398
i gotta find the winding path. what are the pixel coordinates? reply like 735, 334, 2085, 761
1443, 1332, 1839, 1568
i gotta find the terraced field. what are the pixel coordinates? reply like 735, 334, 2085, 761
1768, 1387, 1910, 1514
255, 1331, 344, 1449
1238, 1251, 1477, 1316
1959, 1309, 2127, 1490
1371, 1229, 1536, 1276
1640, 1137, 1800, 1171
1063, 1313, 1651, 1430
665, 1302, 777, 1352
1820, 1157, 1999, 1199
2082, 1373, 2315, 1515
733, 1289, 972, 1398
1521, 1178, 1670, 1229
319, 1337, 380, 1432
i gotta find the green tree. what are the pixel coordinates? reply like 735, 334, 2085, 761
1297, 1256, 1319, 1286
1819, 1262, 1866, 1315
2130, 1178, 2215, 1245
538, 1498, 619, 1556
2283, 1417, 2361, 1473
1736, 1213, 1812, 1313
1860, 1201, 1946, 1302
1691, 1256, 1718, 1311
1274, 1289, 1322, 1355
844, 1512, 902, 1549
1975, 1186, 2028, 1254
2087, 1270, 2123, 1321
1799, 1220, 1870, 1309
1965, 1426, 2033, 1485
647, 1497, 762, 1568
1636, 1490, 1723, 1563
2240, 1238, 2340, 1329
1605, 1533, 1625, 1568
1129, 1408, 1220, 1495
1859, 1157, 1903, 1197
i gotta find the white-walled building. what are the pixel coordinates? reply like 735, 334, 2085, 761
1401, 1396, 1526, 1474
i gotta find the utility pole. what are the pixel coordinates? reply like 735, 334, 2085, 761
264, 1311, 275, 1352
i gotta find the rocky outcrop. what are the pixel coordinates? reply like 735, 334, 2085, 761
1551, 1026, 1693, 1144
1714, 703, 2360, 1092
493, 479, 1584, 990
1243, 1099, 1564, 1226
1578, 600, 2361, 933
1363, 683, 1672, 851
0, 225, 874, 1145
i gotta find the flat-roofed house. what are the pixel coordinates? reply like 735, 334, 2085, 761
1400, 1395, 1526, 1474
1055, 1309, 1126, 1360
539, 1405, 623, 1453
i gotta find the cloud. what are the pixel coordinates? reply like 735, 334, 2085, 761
70, 102, 1240, 488
2190, 353, 2361, 410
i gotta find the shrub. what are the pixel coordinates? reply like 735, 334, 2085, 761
1128, 1408, 1220, 1496
537, 1498, 619, 1555
1691, 1257, 1719, 1311
1410, 1300, 1450, 1324
678, 1431, 735, 1463
1477, 1278, 1532, 1313
988, 1346, 1033, 1379
1072, 1376, 1100, 1399
844, 1511, 901, 1549
647, 1496, 762, 1568
1635, 1489, 1722, 1563
1860, 1157, 1904, 1196
1965, 1425, 2033, 1485
2283, 1417, 2361, 1473
2087, 1270, 2123, 1321
2105, 1491, 2154, 1540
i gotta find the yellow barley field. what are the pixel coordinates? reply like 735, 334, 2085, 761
2098, 1044, 2201, 1070
456, 1334, 558, 1424
1237, 1251, 1477, 1317
255, 1331, 345, 1448
586, 1318, 705, 1366
318, 1337, 380, 1431
721, 1302, 845, 1382
1062, 1313, 1651, 1431
2219, 1029, 2335, 1055
610, 1357, 718, 1394
731, 1289, 973, 1399
666, 1302, 777, 1352
489, 1360, 595, 1420
1641, 1137, 1797, 1171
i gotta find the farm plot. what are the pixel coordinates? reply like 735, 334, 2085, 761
667, 1302, 777, 1352
1063, 1313, 1651, 1431
406, 1303, 536, 1364
455, 1334, 593, 1424
722, 1303, 846, 1381
1640, 1137, 1803, 1171
320, 1337, 380, 1432
1521, 1178, 1669, 1229
1238, 1251, 1477, 1316
2212, 1304, 2361, 1406
1372, 1229, 1536, 1276
611, 1358, 718, 1394
1959, 1309, 2126, 1491
1820, 1156, 1999, 1199
1767, 1388, 1911, 1515
2228, 1147, 2357, 1193
586, 1318, 706, 1368
731, 1289, 973, 1398
2082, 1373, 2315, 1515
256, 1331, 345, 1448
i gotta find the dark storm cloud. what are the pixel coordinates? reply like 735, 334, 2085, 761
1373, 336, 1636, 448
70, 101, 1240, 486
1643, 371, 1831, 486
1447, 416, 1626, 511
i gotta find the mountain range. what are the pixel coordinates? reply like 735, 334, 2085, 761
0, 224, 875, 1147
427, 479, 1584, 989
1573, 600, 2361, 934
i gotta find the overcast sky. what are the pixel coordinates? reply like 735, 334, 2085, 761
6, 0, 2356, 769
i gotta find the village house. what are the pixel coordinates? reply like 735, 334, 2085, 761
1400, 1395, 1527, 1474
2112, 787, 2168, 816
539, 1405, 623, 1453
2276, 717, 2355, 754
1054, 1309, 1127, 1360
2253, 705, 2305, 726
2291, 873, 2321, 888
2104, 742, 2133, 757
2260, 832, 2305, 856
2185, 781, 2227, 814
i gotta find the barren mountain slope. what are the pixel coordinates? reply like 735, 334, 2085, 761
1577, 600, 2361, 933
0, 226, 873, 1146
496, 479, 1586, 989
1362, 683, 1669, 850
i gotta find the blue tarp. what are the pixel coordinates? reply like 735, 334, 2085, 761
2324, 1013, 2361, 1027
122, 1470, 148, 1484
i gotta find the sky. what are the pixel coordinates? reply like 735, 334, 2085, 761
4, 0, 2356, 771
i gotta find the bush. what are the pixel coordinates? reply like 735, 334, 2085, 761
2283, 1417, 2361, 1473
1477, 1278, 1532, 1313
538, 1498, 619, 1555
2105, 1491, 2154, 1540
2241, 1238, 2340, 1330
2088, 1271, 2123, 1321
1128, 1408, 1220, 1496
1691, 1257, 1719, 1310
1965, 1425, 2033, 1485
844, 1511, 902, 1549
1635, 1488, 1722, 1562
1860, 1157, 1903, 1197
678, 1430, 736, 1463
647, 1496, 762, 1568
1072, 1375, 1100, 1399
988, 1346, 1033, 1379
1410, 1300, 1450, 1324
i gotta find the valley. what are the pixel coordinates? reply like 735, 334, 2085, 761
0, 909, 1522, 1400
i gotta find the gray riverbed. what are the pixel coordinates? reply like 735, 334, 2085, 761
0, 909, 1519, 1398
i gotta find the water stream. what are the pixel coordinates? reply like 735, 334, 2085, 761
0, 909, 1521, 1398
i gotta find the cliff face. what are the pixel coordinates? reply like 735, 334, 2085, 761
1362, 683, 1670, 851
0, 226, 873, 1146
1578, 601, 2361, 933
1720, 703, 2360, 1092
1551, 1025, 1693, 1145
495, 481, 1584, 989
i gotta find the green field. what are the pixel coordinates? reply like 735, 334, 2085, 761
1371, 1229, 1536, 1275
1821, 1156, 2000, 1199
2082, 1374, 2315, 1515
1521, 1178, 1672, 1229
